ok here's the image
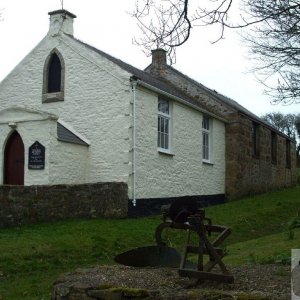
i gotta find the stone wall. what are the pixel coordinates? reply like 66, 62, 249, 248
226, 113, 297, 199
0, 182, 127, 228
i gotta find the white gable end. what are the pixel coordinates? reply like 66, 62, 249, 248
0, 10, 133, 187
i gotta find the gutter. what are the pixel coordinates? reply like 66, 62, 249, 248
135, 79, 228, 124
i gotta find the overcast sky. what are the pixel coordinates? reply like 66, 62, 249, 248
0, 0, 299, 116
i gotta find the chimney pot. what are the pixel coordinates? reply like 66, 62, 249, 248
151, 48, 167, 67
48, 9, 77, 36
148, 48, 167, 77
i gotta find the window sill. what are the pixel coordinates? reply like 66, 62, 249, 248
42, 92, 64, 103
202, 160, 214, 166
158, 149, 174, 156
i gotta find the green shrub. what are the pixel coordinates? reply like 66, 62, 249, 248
288, 215, 300, 230
285, 215, 300, 241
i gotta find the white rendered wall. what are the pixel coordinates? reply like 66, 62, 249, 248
134, 87, 226, 199
49, 139, 88, 185
0, 32, 132, 186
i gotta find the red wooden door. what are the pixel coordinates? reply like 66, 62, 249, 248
4, 131, 25, 185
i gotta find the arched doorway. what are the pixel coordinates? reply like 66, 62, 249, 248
4, 131, 25, 185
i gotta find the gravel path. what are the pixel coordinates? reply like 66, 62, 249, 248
55, 264, 291, 299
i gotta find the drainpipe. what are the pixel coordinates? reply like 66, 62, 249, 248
130, 77, 138, 206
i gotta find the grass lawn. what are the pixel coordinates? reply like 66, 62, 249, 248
225, 227, 300, 265
0, 218, 159, 299
206, 185, 300, 244
0, 185, 299, 299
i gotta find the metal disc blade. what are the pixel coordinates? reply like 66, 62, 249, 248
114, 245, 182, 268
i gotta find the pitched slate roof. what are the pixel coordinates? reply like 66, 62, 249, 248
165, 65, 260, 120
69, 35, 292, 139
70, 36, 212, 112
57, 122, 89, 146
57, 119, 90, 146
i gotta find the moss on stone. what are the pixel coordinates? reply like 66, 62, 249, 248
98, 283, 114, 290
187, 290, 234, 299
109, 287, 150, 298
186, 290, 271, 300
236, 294, 271, 300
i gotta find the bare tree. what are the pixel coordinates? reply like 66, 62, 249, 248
296, 115, 300, 139
261, 112, 299, 139
243, 1, 300, 105
132, 0, 300, 104
296, 116, 300, 164
132, 0, 237, 63
296, 115, 300, 158
0, 8, 4, 22
261, 112, 300, 161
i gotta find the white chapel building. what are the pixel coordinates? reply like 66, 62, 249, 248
0, 10, 296, 209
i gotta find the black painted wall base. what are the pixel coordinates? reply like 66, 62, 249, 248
128, 194, 225, 218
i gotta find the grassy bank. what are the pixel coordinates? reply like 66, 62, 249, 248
0, 185, 299, 299
206, 185, 300, 244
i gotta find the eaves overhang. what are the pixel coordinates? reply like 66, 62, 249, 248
130, 77, 228, 124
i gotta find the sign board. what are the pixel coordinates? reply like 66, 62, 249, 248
28, 141, 45, 170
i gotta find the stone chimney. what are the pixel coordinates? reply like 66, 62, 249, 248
48, 9, 77, 36
149, 48, 167, 77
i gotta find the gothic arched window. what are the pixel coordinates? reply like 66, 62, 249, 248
48, 53, 61, 93
42, 49, 65, 103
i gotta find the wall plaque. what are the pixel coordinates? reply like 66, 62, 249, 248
28, 141, 45, 170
